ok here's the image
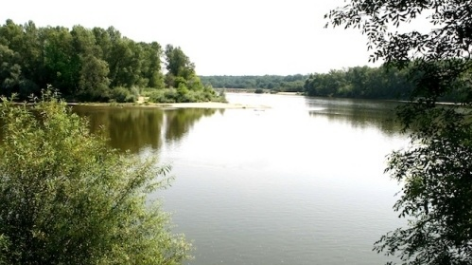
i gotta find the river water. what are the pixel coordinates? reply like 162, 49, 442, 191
73, 93, 408, 265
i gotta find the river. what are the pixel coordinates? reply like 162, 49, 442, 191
73, 93, 408, 265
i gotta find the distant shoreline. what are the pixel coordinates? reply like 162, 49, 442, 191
68, 101, 271, 110
166, 102, 270, 109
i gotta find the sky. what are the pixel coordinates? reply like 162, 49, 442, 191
1, 0, 381, 76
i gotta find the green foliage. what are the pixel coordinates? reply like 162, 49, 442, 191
78, 55, 110, 100
375, 106, 472, 265
200, 74, 308, 92
109, 86, 137, 103
143, 86, 223, 104
327, 0, 472, 264
0, 19, 218, 103
162, 44, 216, 101
144, 88, 179, 103
304, 66, 414, 99
164, 45, 196, 85
0, 92, 192, 265
326, 0, 472, 66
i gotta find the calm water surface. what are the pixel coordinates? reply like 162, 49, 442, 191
74, 93, 408, 265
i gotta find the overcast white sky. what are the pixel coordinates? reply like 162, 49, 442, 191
1, 0, 381, 76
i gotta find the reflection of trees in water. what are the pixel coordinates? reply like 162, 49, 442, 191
72, 106, 217, 153
73, 106, 164, 153
306, 98, 402, 135
164, 108, 217, 142
108, 109, 164, 153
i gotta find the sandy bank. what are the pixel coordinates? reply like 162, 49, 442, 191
165, 102, 270, 109
69, 101, 270, 110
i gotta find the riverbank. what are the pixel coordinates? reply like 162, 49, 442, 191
167, 102, 270, 109
68, 101, 271, 110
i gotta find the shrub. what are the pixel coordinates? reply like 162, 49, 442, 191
145, 88, 179, 103
0, 91, 192, 265
109, 86, 136, 103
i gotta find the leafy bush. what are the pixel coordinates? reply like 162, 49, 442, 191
143, 86, 224, 103
145, 88, 178, 103
109, 86, 136, 103
0, 92, 192, 265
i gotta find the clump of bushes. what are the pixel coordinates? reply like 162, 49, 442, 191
142, 85, 225, 103
144, 88, 178, 103
254, 88, 264, 94
0, 91, 192, 265
109, 87, 137, 103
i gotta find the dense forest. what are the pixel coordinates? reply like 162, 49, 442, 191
304, 63, 470, 101
202, 64, 469, 102
204, 67, 414, 99
200, 75, 308, 92
303, 65, 414, 99
0, 19, 222, 103
208, 66, 414, 99
199, 68, 415, 99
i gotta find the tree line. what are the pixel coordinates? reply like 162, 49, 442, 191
303, 65, 413, 99
203, 64, 469, 103
200, 68, 413, 99
0, 19, 222, 103
305, 63, 471, 102
200, 74, 308, 92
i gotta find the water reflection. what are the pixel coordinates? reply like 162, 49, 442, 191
2, 95, 408, 265
72, 106, 218, 153
305, 97, 402, 135
223, 93, 402, 136
164, 108, 219, 142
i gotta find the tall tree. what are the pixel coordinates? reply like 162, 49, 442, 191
92, 27, 113, 61
78, 55, 110, 100
107, 37, 142, 88
140, 42, 164, 89
0, 20, 27, 96
40, 26, 80, 96
327, 1, 472, 265
164, 44, 195, 88
71, 25, 97, 56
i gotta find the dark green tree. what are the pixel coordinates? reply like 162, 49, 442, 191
0, 20, 40, 97
40, 26, 80, 96
327, 1, 472, 265
139, 42, 165, 89
71, 25, 98, 56
92, 27, 113, 61
164, 45, 195, 88
78, 55, 110, 100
